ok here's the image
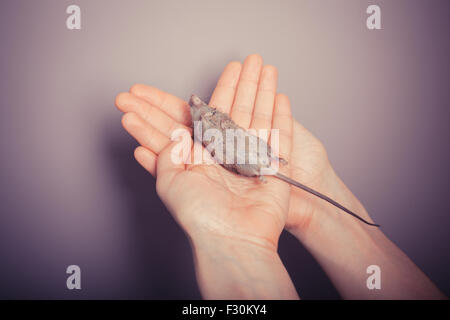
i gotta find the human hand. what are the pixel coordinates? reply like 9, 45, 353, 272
116, 54, 300, 299
116, 54, 293, 251
115, 54, 375, 244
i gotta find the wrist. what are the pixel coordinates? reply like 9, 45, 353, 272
189, 231, 279, 263
176, 205, 282, 254
189, 233, 298, 299
287, 165, 376, 244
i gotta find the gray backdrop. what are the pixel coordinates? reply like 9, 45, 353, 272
0, 0, 449, 298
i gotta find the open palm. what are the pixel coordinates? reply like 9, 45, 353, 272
117, 55, 295, 249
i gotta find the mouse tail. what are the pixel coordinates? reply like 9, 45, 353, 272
274, 173, 380, 227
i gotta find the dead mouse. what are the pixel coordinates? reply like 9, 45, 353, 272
189, 94, 379, 227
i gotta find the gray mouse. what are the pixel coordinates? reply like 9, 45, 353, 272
189, 94, 379, 227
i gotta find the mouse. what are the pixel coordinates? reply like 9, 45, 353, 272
189, 94, 380, 227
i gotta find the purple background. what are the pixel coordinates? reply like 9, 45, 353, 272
0, 0, 449, 299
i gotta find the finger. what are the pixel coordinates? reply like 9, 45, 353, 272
156, 140, 187, 195
230, 54, 263, 128
134, 146, 157, 177
271, 94, 293, 162
129, 84, 191, 126
250, 65, 278, 132
209, 61, 242, 114
122, 112, 170, 154
116, 92, 192, 138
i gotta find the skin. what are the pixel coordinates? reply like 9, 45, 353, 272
115, 54, 446, 299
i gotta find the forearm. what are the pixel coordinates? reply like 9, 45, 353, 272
189, 234, 299, 300
289, 171, 446, 299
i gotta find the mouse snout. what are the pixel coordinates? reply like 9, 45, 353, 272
189, 95, 203, 122
189, 94, 201, 108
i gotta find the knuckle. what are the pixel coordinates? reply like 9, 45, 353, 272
144, 127, 157, 148
252, 112, 272, 122
121, 112, 138, 129
239, 77, 259, 86
141, 104, 154, 123
233, 103, 252, 114
166, 119, 179, 136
